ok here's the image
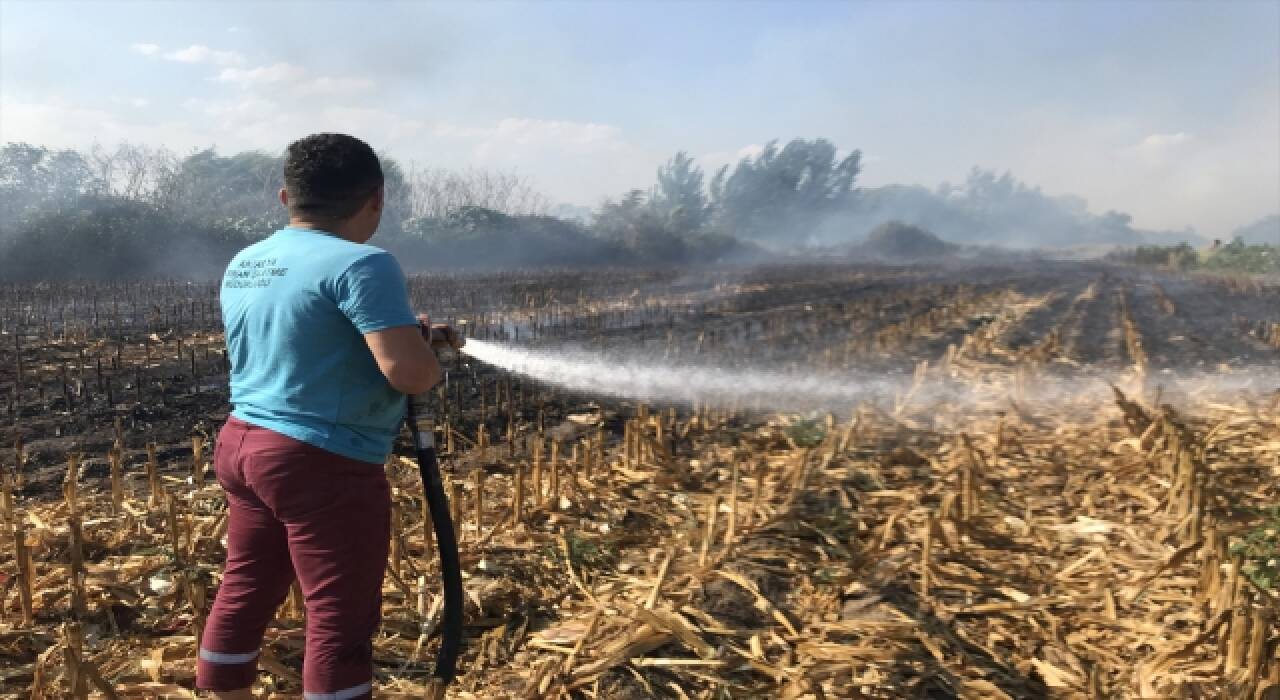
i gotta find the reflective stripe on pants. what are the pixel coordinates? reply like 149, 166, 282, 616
199, 648, 260, 664
304, 682, 375, 700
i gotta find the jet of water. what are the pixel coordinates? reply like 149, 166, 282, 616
461, 338, 1280, 413
463, 339, 924, 411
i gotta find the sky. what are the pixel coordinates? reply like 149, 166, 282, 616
1, 0, 1277, 238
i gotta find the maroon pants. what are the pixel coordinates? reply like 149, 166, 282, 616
196, 417, 391, 699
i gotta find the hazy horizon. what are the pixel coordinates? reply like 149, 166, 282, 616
2, 0, 1277, 239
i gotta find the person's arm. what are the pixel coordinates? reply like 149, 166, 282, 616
337, 252, 440, 394
364, 326, 442, 395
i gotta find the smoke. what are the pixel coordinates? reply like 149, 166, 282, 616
460, 338, 1280, 413
812, 173, 1207, 252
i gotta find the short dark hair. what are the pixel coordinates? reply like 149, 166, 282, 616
283, 133, 384, 221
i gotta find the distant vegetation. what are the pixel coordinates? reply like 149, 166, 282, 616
1130, 243, 1201, 271
0, 138, 1235, 280
1229, 214, 1280, 246
394, 205, 754, 269
827, 175, 1202, 250
0, 141, 766, 279
1118, 234, 1280, 276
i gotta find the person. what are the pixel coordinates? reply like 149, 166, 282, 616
196, 133, 461, 700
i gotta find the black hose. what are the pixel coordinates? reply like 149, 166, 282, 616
405, 397, 464, 684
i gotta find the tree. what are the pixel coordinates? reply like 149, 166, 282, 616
947, 168, 1144, 247
87, 143, 175, 200
593, 189, 650, 240
594, 189, 690, 262
0, 143, 98, 234
709, 138, 861, 243
152, 148, 284, 237
650, 151, 709, 236
378, 154, 411, 240
402, 166, 550, 223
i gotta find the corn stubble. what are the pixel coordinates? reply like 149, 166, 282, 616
0, 266, 1278, 699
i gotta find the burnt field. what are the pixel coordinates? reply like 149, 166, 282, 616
1, 261, 1279, 699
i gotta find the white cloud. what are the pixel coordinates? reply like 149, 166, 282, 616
294, 76, 377, 96
164, 44, 245, 67
321, 107, 427, 141
993, 98, 1278, 237
129, 43, 160, 56
111, 96, 151, 108
0, 96, 659, 208
429, 117, 650, 204
0, 97, 203, 151
430, 123, 488, 140
214, 63, 306, 87
434, 118, 626, 156
184, 96, 277, 119
1139, 131, 1191, 149
0, 99, 119, 145
172, 97, 429, 152
491, 118, 621, 149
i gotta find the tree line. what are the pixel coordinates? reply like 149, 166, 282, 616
0, 138, 1208, 280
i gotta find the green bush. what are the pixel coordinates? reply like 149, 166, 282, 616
1126, 237, 1280, 276
1230, 506, 1280, 590
1200, 237, 1280, 275
786, 418, 828, 449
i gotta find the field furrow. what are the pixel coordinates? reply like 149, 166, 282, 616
1, 263, 1277, 699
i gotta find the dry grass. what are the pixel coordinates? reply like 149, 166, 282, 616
1, 264, 1278, 698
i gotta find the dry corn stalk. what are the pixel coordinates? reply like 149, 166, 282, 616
68, 513, 88, 616
62, 454, 80, 515
191, 435, 205, 488
146, 442, 161, 507
472, 469, 485, 531
108, 447, 123, 514
13, 522, 34, 626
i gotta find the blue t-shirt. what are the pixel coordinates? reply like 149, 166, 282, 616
220, 227, 418, 463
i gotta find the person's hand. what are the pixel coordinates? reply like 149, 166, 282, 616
417, 314, 464, 351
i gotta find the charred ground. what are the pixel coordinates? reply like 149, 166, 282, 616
0, 262, 1278, 698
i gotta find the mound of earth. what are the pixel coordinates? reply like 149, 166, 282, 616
861, 220, 959, 260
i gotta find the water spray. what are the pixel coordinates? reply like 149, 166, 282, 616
459, 338, 909, 410
459, 338, 1280, 412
